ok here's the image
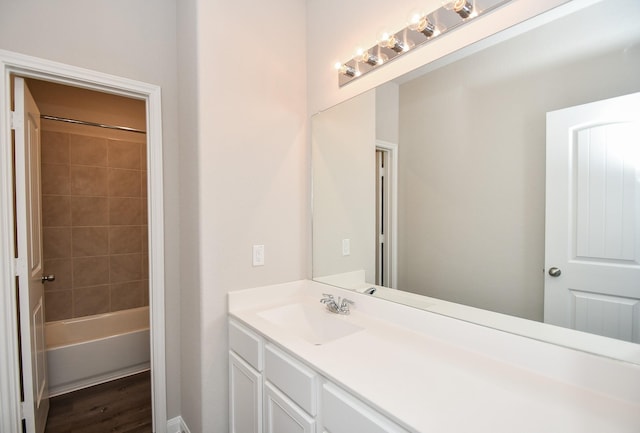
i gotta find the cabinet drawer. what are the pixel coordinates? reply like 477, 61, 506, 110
229, 319, 263, 371
321, 382, 409, 433
265, 344, 318, 416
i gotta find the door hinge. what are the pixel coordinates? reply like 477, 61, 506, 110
378, 234, 385, 244
20, 401, 25, 420
13, 258, 26, 277
10, 111, 22, 130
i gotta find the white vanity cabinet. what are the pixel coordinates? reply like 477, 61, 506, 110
229, 318, 411, 433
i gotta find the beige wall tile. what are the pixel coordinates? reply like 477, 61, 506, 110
69, 134, 108, 166
110, 253, 142, 283
42, 131, 147, 319
45, 290, 72, 321
70, 165, 108, 196
108, 140, 140, 169
141, 253, 149, 280
72, 227, 109, 257
41, 131, 69, 164
42, 195, 71, 227
41, 163, 70, 195
140, 142, 147, 170
70, 196, 109, 226
109, 226, 141, 254
109, 197, 141, 225
142, 280, 149, 306
141, 170, 147, 197
43, 259, 72, 291
43, 227, 71, 259
108, 168, 141, 197
73, 256, 109, 288
73, 285, 110, 317
110, 281, 144, 310
142, 198, 148, 224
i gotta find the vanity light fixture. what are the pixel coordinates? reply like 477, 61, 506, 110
335, 0, 512, 87
443, 0, 475, 19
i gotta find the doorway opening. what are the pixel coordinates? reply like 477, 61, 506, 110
375, 140, 398, 289
0, 51, 167, 433
29, 78, 151, 431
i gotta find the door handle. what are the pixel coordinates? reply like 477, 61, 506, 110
41, 274, 56, 283
548, 267, 561, 277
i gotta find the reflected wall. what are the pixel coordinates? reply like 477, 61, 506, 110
398, 10, 640, 320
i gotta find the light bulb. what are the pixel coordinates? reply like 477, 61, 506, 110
377, 31, 392, 47
408, 10, 424, 31
408, 10, 436, 38
355, 48, 384, 66
377, 31, 407, 53
442, 0, 474, 19
334, 62, 358, 77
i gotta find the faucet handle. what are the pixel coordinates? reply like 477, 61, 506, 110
338, 297, 354, 314
340, 298, 354, 306
320, 293, 335, 304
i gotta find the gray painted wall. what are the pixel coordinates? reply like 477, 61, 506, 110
398, 4, 640, 319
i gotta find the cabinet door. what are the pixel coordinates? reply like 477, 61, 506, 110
230, 351, 262, 433
265, 382, 315, 433
321, 382, 408, 433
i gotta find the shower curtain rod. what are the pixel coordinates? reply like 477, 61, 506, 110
40, 114, 146, 134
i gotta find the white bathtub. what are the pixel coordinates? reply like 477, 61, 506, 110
45, 306, 150, 397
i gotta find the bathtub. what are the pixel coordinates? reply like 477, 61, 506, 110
45, 306, 150, 397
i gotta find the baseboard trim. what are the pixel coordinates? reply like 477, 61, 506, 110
167, 416, 191, 433
48, 364, 150, 398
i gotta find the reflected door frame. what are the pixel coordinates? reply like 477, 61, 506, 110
375, 140, 398, 289
0, 50, 168, 433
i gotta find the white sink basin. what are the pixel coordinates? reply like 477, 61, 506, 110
257, 303, 364, 345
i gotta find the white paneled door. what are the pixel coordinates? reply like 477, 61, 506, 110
544, 92, 640, 343
14, 77, 49, 433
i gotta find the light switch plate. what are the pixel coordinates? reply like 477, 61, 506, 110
253, 245, 265, 266
342, 239, 350, 256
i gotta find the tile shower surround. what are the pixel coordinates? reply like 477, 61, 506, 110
41, 130, 149, 322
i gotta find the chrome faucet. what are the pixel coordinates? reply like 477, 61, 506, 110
320, 294, 354, 315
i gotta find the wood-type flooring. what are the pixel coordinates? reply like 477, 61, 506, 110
45, 371, 152, 433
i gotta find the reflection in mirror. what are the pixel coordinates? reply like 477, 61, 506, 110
312, 0, 640, 363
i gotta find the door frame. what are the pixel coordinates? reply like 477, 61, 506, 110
375, 140, 398, 289
0, 50, 167, 433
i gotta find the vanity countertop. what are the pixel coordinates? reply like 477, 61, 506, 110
228, 280, 640, 433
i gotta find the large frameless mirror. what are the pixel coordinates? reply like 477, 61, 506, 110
312, 0, 640, 363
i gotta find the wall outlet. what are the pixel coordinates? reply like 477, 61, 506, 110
342, 239, 350, 256
253, 245, 265, 266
